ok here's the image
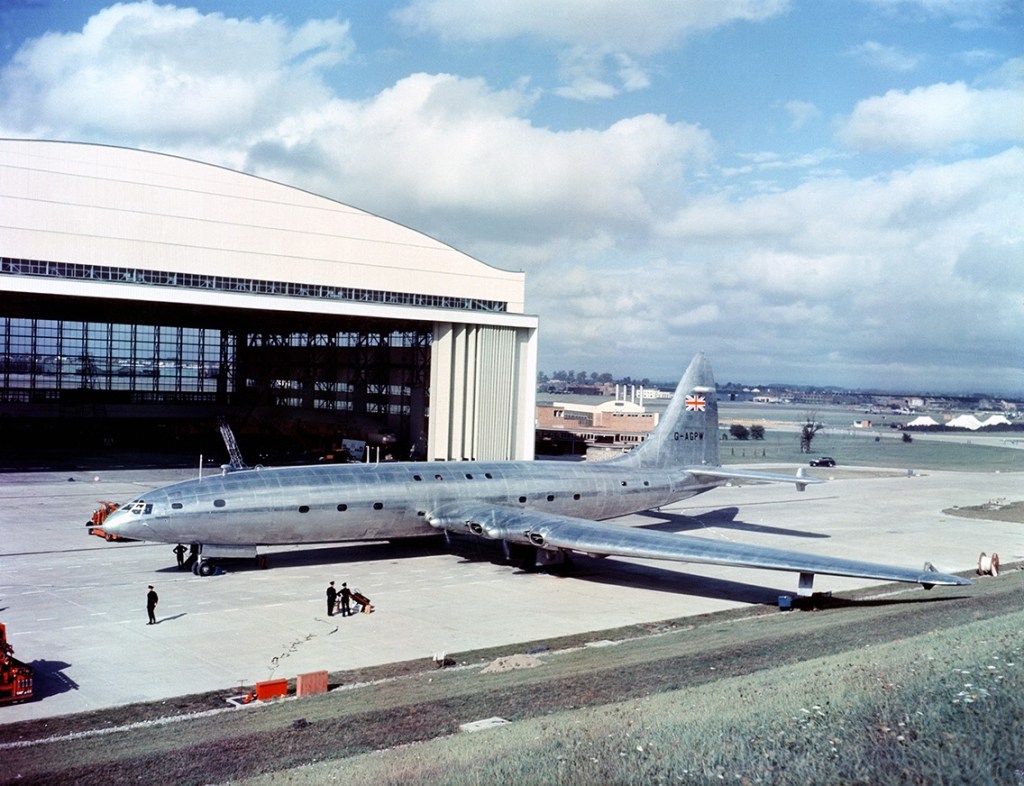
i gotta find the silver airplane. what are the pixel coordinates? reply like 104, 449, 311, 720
100, 353, 969, 595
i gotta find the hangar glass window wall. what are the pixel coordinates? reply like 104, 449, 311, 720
1, 317, 230, 398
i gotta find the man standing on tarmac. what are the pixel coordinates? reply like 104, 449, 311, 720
146, 585, 158, 625
326, 581, 337, 616
340, 582, 352, 616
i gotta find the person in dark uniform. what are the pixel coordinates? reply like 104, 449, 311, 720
173, 544, 187, 569
326, 581, 337, 616
146, 585, 158, 625
340, 582, 352, 617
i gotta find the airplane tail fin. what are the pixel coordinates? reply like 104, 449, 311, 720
618, 352, 720, 469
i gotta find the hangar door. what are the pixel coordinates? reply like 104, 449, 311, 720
427, 323, 537, 461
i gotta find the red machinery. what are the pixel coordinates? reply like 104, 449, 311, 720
87, 501, 132, 541
0, 622, 33, 705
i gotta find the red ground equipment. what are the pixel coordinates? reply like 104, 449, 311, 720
87, 501, 130, 541
0, 622, 33, 705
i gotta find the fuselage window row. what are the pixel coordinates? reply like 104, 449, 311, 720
415, 472, 495, 482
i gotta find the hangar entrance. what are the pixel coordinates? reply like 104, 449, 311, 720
0, 297, 432, 466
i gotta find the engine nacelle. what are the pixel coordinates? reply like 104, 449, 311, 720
427, 511, 543, 547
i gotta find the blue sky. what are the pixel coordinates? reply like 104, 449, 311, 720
1, 1, 1022, 394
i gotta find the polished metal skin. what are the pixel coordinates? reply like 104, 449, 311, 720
101, 353, 970, 593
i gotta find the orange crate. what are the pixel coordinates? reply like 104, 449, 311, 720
254, 679, 288, 700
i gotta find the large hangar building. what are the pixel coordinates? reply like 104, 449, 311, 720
0, 139, 538, 463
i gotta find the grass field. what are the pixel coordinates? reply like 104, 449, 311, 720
719, 427, 1024, 474
287, 607, 1024, 786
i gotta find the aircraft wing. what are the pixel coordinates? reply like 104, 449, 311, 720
429, 503, 970, 591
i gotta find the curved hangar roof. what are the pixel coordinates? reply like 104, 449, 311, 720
0, 139, 530, 326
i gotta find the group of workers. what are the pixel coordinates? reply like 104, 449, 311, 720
326, 580, 373, 616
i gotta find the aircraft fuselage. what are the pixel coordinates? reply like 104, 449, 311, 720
113, 459, 718, 547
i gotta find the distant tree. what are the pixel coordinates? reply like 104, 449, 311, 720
730, 424, 750, 440
800, 413, 824, 453
750, 424, 765, 440
902, 432, 913, 443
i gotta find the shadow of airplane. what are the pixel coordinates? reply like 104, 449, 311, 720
635, 506, 830, 539
504, 553, 971, 610
536, 553, 791, 605
168, 537, 453, 574
149, 528, 962, 611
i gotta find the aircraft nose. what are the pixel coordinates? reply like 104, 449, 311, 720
103, 507, 146, 539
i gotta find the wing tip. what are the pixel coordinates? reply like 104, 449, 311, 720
919, 573, 973, 589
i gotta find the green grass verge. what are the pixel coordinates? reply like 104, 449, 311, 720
246, 608, 1024, 786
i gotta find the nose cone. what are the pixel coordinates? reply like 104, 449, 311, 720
102, 506, 150, 540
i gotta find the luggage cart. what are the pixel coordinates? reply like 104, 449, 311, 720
351, 589, 374, 614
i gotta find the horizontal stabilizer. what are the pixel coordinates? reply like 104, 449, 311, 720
689, 467, 826, 492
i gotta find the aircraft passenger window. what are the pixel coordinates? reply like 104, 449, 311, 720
373, 502, 384, 510
518, 496, 527, 503
643, 481, 650, 486
465, 473, 473, 479
171, 502, 183, 510
413, 475, 422, 481
573, 493, 581, 500
434, 474, 443, 481
620, 481, 628, 486
337, 504, 348, 512
546, 494, 555, 502
298, 505, 310, 513
484, 473, 493, 479
213, 499, 226, 508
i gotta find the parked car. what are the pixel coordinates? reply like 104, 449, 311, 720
809, 456, 836, 467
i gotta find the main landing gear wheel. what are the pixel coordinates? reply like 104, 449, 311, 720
198, 560, 216, 576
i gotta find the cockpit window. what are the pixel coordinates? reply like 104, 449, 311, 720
130, 500, 146, 514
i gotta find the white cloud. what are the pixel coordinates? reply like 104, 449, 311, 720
860, 0, 1012, 29
0, 4, 714, 247
246, 73, 715, 249
395, 0, 788, 100
783, 100, 822, 130
531, 148, 1024, 385
552, 48, 654, 100
394, 0, 790, 54
836, 81, 1024, 152
0, 2, 353, 142
848, 41, 921, 71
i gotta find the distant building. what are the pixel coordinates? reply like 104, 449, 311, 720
536, 398, 659, 456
